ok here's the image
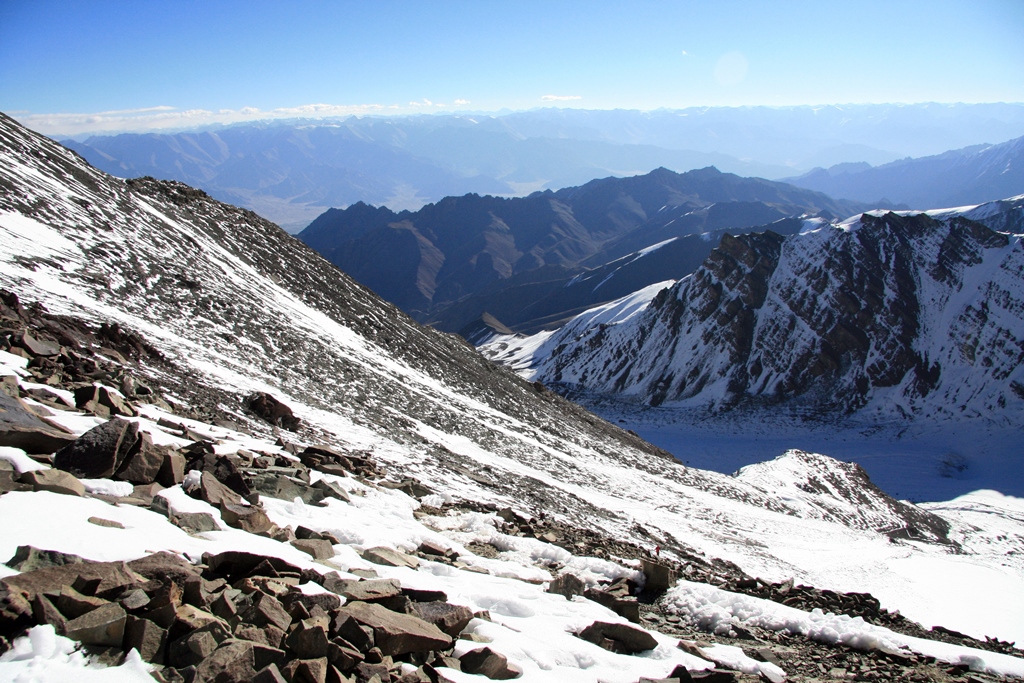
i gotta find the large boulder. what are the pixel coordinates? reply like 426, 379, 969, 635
335, 601, 452, 656
53, 417, 138, 479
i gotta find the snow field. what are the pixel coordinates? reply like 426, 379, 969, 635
665, 580, 1024, 678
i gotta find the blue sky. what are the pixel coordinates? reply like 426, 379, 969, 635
2, 0, 1022, 135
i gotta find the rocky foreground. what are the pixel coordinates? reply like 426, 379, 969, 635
0, 289, 1020, 683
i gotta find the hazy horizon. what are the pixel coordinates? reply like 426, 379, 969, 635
3, 0, 1022, 136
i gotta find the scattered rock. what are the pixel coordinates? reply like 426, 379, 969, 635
170, 511, 219, 533
547, 573, 586, 600
5, 545, 85, 572
87, 516, 125, 529
324, 577, 402, 603
459, 647, 521, 679
577, 621, 658, 654
336, 601, 452, 656
124, 614, 168, 662
641, 558, 676, 594
0, 389, 76, 454
115, 432, 170, 484
220, 501, 274, 534
408, 601, 474, 638
74, 385, 136, 418
247, 393, 300, 431
362, 546, 419, 569
20, 468, 85, 496
292, 538, 335, 561
63, 601, 126, 647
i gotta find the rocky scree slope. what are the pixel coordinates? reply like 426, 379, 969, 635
2, 112, 1024, 675
494, 203, 1024, 424
0, 287, 1021, 683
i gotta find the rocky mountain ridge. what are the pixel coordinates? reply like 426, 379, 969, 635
482, 201, 1024, 427
299, 168, 862, 329
786, 136, 1024, 210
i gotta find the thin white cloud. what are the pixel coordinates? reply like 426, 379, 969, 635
540, 94, 582, 101
454, 99, 470, 105
15, 103, 389, 137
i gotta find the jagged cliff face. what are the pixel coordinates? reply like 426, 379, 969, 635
526, 203, 1024, 422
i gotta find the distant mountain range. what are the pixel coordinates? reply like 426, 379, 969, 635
298, 167, 867, 332
785, 135, 1024, 208
55, 103, 1024, 231
481, 199, 1024, 428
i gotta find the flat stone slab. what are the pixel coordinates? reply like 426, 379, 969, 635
0, 390, 76, 454
336, 600, 452, 656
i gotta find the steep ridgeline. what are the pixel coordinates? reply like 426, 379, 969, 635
8, 109, 1024, 654
485, 201, 1024, 424
299, 167, 863, 325
786, 135, 1024, 210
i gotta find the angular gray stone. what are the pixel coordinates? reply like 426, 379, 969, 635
584, 586, 640, 623
74, 385, 136, 418
241, 591, 292, 632
64, 601, 126, 647
17, 331, 60, 357
53, 417, 138, 479
31, 594, 67, 633
249, 472, 326, 504
252, 662, 288, 683
336, 601, 452, 656
21, 468, 85, 496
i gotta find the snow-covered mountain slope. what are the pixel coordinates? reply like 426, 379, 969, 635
487, 202, 1024, 429
2, 110, 1024, 665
